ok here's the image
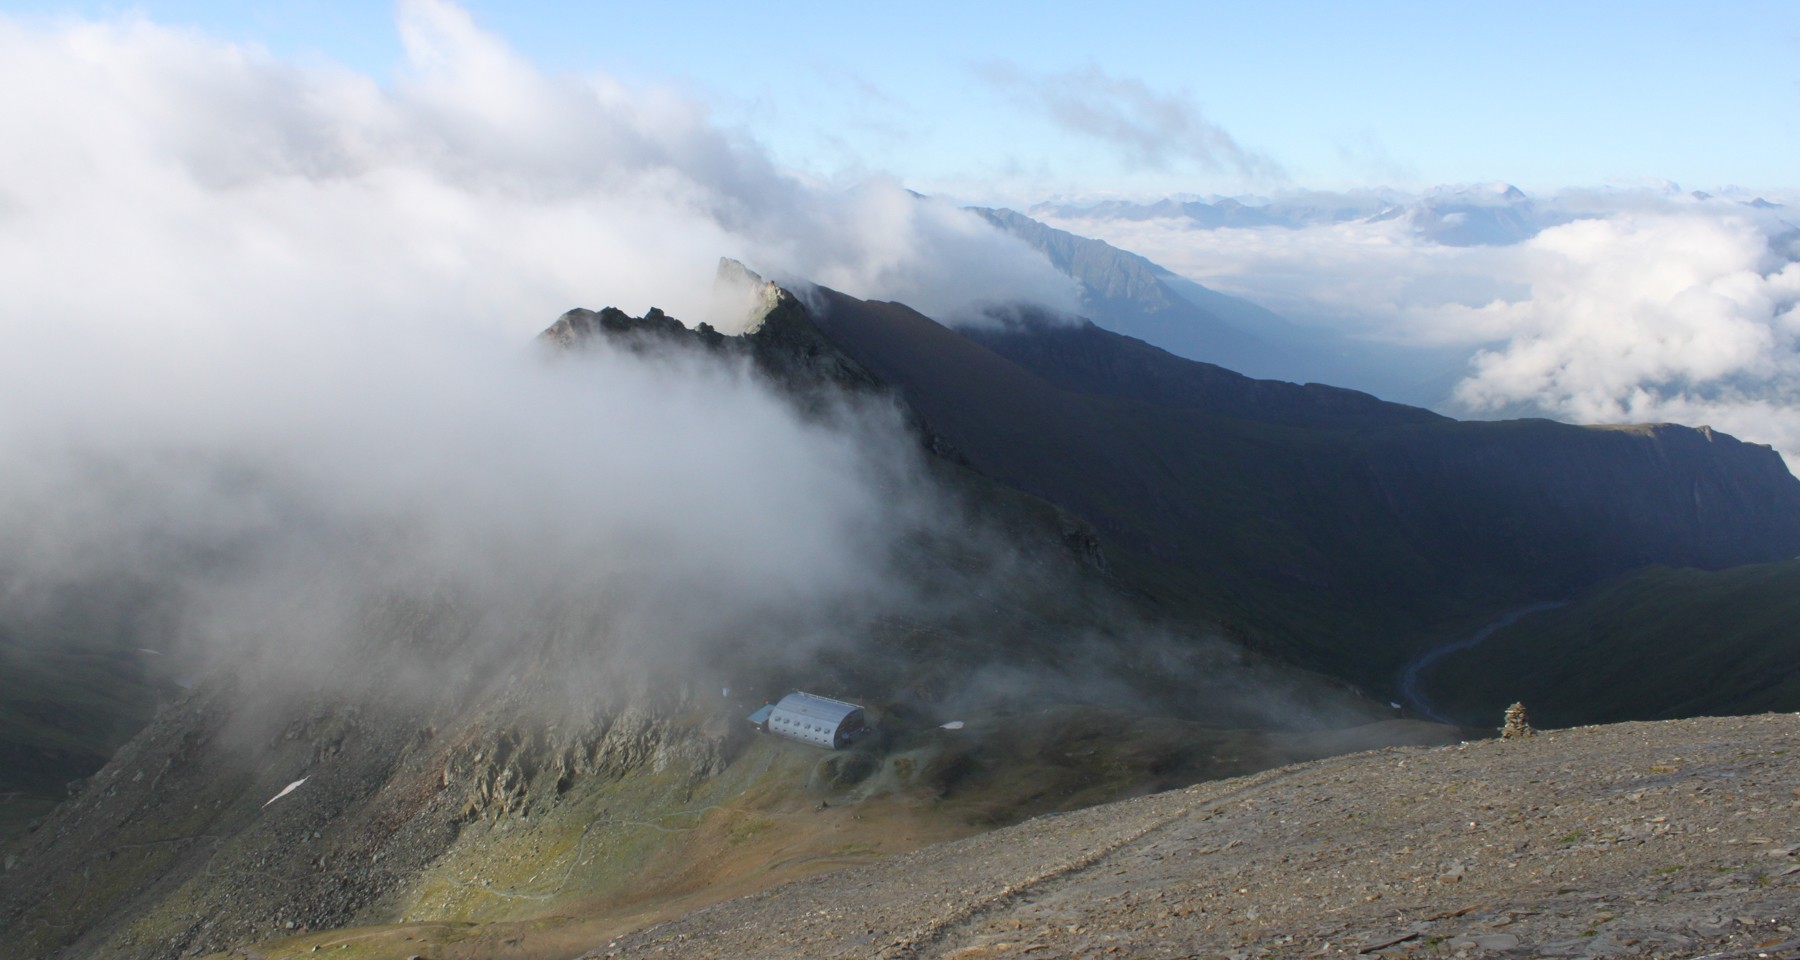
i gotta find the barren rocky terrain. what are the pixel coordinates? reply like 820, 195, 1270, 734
582, 714, 1800, 960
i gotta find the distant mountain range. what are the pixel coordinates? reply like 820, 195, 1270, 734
1032, 183, 1568, 246
1031, 182, 1791, 247
971, 206, 1470, 404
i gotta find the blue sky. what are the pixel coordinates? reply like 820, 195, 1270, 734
6, 0, 1797, 200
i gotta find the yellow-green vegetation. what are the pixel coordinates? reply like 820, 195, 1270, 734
191, 706, 1462, 960
191, 734, 964, 960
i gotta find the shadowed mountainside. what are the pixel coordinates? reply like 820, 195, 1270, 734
0, 585, 183, 846
1424, 558, 1800, 728
802, 293, 1800, 690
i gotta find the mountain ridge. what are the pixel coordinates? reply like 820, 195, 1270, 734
974, 206, 1494, 403
800, 286, 1800, 687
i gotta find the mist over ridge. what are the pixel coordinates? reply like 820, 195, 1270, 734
5, 0, 1796, 477
0, 0, 1088, 711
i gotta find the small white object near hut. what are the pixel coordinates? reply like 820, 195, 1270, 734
753, 692, 867, 749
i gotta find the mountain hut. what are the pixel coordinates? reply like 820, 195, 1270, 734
755, 692, 867, 749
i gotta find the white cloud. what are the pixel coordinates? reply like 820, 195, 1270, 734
1043, 192, 1800, 464
1449, 214, 1800, 454
0, 1, 1072, 347
0, 1, 1075, 705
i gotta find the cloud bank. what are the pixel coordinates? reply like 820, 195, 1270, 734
1448, 214, 1800, 443
0, 0, 1083, 709
0, 1, 1073, 341
1042, 188, 1800, 464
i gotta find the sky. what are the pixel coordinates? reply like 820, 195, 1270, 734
5, 0, 1797, 200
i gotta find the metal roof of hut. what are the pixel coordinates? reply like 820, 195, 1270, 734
759, 692, 867, 749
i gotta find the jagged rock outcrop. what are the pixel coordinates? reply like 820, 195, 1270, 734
543, 262, 886, 404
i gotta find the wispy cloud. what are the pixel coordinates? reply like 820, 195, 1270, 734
1332, 129, 1418, 186
978, 62, 1284, 182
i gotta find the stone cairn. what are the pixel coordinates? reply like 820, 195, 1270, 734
1501, 702, 1535, 740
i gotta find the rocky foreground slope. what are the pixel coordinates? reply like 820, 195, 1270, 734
585, 713, 1800, 960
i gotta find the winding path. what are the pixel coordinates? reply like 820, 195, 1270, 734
1397, 601, 1564, 724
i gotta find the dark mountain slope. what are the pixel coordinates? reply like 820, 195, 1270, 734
806, 292, 1800, 688
0, 585, 182, 845
957, 313, 1443, 429
1425, 559, 1800, 727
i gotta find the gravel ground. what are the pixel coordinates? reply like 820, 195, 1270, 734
581, 714, 1800, 960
